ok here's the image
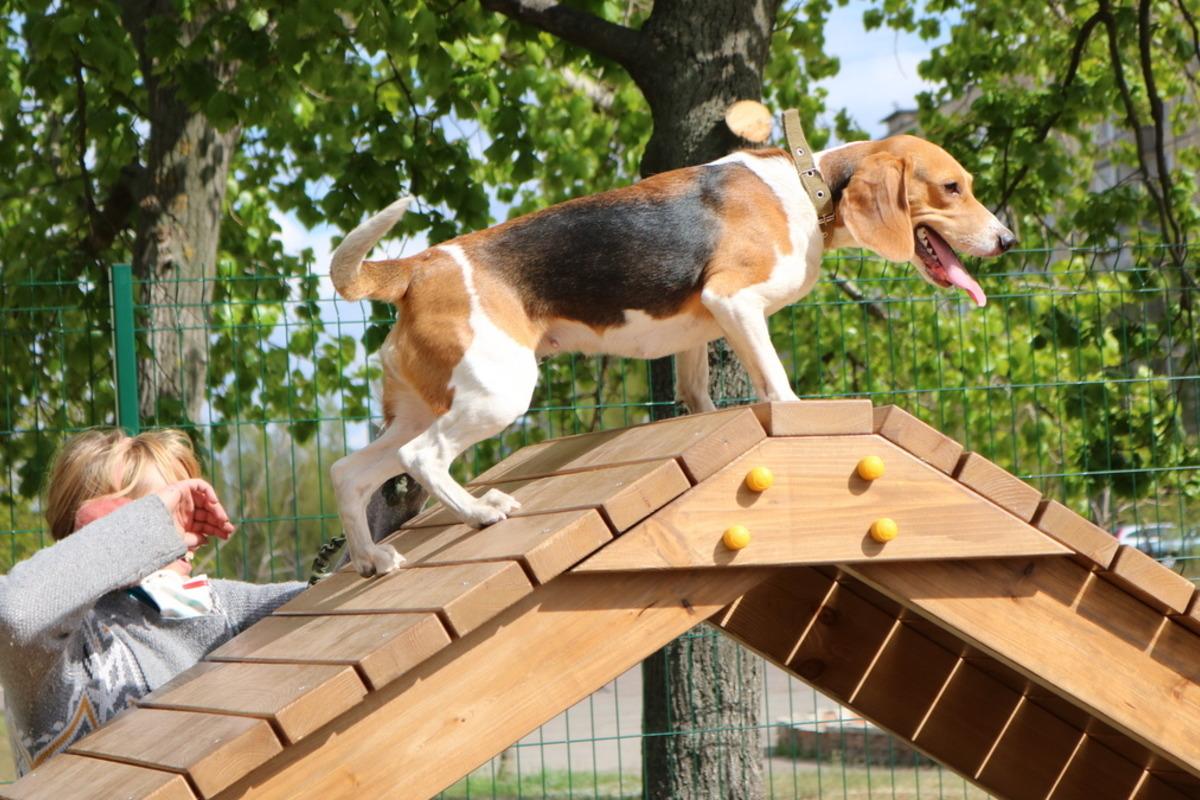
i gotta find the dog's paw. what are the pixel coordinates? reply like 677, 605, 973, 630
354, 543, 406, 578
479, 489, 521, 516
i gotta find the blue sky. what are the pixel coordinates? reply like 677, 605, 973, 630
278, 1, 946, 269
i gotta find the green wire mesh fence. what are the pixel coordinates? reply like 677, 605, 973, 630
2, 242, 1197, 796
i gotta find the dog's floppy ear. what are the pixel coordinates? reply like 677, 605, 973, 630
840, 152, 914, 263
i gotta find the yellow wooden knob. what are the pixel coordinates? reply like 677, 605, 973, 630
723, 524, 751, 550
870, 517, 898, 543
856, 455, 885, 481
744, 466, 774, 492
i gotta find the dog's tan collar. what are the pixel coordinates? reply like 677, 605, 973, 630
782, 109, 835, 244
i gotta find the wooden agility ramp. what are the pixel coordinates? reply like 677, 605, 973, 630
6, 401, 1200, 800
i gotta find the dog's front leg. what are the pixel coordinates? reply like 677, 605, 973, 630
700, 289, 799, 402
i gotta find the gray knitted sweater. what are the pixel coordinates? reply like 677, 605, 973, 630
0, 495, 306, 776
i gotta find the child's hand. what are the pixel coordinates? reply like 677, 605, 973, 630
152, 479, 236, 547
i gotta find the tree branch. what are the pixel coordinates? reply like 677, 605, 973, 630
995, 10, 1105, 210
480, 0, 645, 73
1137, 0, 1185, 263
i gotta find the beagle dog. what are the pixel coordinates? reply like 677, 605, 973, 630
330, 134, 1016, 576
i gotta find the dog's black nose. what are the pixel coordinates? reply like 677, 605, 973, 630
997, 231, 1017, 253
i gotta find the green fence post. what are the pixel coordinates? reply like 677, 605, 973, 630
110, 263, 140, 434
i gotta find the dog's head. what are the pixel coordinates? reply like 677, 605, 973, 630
824, 135, 1015, 307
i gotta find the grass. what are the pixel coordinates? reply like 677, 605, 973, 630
438, 763, 992, 799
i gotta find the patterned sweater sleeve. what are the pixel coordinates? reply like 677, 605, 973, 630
211, 579, 307, 634
0, 495, 185, 653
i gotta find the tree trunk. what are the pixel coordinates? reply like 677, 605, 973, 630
636, 3, 777, 798
121, 0, 239, 424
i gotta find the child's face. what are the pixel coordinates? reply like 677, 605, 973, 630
130, 463, 198, 577
74, 460, 200, 577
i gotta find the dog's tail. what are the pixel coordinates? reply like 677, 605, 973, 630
330, 197, 414, 301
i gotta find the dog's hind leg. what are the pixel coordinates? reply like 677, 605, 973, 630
398, 339, 539, 530
675, 345, 717, 413
331, 398, 434, 577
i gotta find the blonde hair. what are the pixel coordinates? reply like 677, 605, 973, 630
44, 428, 201, 540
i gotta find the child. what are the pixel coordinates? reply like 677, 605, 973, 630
0, 429, 307, 776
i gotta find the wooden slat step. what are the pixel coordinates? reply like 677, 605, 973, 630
848, 557, 1200, 777
276, 561, 532, 638
67, 707, 281, 798
715, 567, 834, 665
0, 753, 196, 800
1034, 499, 1120, 570
207, 569, 772, 799
576, 436, 1069, 571
872, 405, 963, 474
1135, 772, 1197, 800
382, 509, 612, 583
471, 407, 764, 484
138, 662, 366, 744
975, 699, 1081, 800
1049, 737, 1145, 800
1176, 593, 1200, 635
850, 622, 958, 738
208, 612, 450, 691
406, 458, 689, 532
1101, 545, 1195, 615
914, 659, 1021, 777
786, 580, 896, 701
750, 399, 873, 435
954, 451, 1043, 521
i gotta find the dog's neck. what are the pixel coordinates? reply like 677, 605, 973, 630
815, 140, 880, 251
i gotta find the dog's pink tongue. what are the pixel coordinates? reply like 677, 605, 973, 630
945, 261, 987, 308
926, 228, 987, 308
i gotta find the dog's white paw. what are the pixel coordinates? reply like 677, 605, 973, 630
479, 489, 521, 515
354, 543, 406, 578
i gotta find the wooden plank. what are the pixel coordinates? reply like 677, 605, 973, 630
470, 408, 765, 485
1034, 499, 1120, 569
1049, 737, 1145, 800
976, 698, 1082, 800
914, 659, 1022, 776
0, 753, 196, 800
406, 459, 690, 532
786, 581, 897, 701
847, 557, 1200, 777
138, 662, 366, 744
68, 708, 282, 798
1134, 773, 1195, 800
276, 561, 532, 638
850, 623, 958, 738
750, 399, 873, 435
208, 612, 450, 691
381, 509, 612, 584
575, 437, 1069, 571
210, 569, 772, 800
954, 451, 1043, 521
872, 405, 963, 474
1174, 592, 1200, 636
1101, 545, 1195, 615
714, 567, 835, 665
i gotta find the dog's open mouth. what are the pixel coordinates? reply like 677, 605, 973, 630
915, 225, 987, 307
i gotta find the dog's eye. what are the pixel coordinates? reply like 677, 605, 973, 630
944, 181, 960, 195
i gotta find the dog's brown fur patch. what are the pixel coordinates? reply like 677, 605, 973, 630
382, 248, 472, 415
701, 165, 794, 297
